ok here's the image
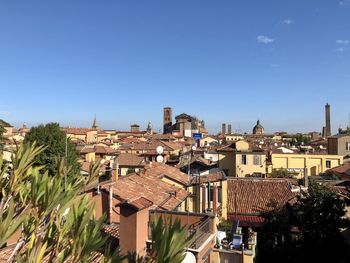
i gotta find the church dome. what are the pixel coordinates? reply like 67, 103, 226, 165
253, 120, 264, 135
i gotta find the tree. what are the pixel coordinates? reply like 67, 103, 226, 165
259, 182, 350, 263
293, 134, 310, 146
270, 169, 293, 178
149, 217, 191, 263
0, 143, 119, 262
24, 123, 80, 176
0, 143, 191, 262
295, 182, 350, 262
259, 200, 301, 263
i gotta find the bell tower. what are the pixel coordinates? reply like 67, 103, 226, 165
163, 107, 172, 134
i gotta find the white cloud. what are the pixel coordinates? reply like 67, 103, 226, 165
257, 35, 274, 44
336, 39, 349, 44
282, 19, 294, 25
339, 0, 350, 6
0, 111, 10, 115
336, 47, 346, 52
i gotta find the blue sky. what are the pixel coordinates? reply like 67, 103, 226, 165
0, 0, 349, 134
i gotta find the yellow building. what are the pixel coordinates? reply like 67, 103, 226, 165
143, 163, 228, 219
270, 150, 343, 177
218, 140, 266, 177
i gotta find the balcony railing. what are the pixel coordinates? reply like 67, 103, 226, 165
148, 210, 213, 250
188, 217, 212, 250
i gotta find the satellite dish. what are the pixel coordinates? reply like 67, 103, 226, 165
191, 145, 197, 151
156, 155, 164, 163
156, 146, 164, 154
181, 252, 196, 263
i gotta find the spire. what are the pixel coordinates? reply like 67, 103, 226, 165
92, 117, 98, 129
147, 121, 153, 134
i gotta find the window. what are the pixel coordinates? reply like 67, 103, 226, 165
346, 142, 350, 152
218, 186, 222, 203
241, 154, 247, 165
326, 160, 331, 168
253, 155, 261, 165
209, 187, 213, 202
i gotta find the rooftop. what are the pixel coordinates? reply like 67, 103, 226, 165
115, 153, 145, 167
113, 172, 189, 210
227, 178, 296, 226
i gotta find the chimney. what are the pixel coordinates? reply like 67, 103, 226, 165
221, 123, 226, 135
119, 198, 152, 257
228, 124, 232, 135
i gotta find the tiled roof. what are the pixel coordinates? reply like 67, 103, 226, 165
119, 137, 146, 143
227, 178, 295, 215
126, 140, 174, 152
144, 162, 190, 186
65, 128, 96, 135
115, 153, 145, 167
119, 197, 154, 211
147, 134, 177, 141
227, 214, 265, 228
0, 245, 14, 262
176, 156, 214, 169
160, 141, 183, 151
80, 145, 117, 155
190, 171, 226, 185
327, 162, 350, 178
113, 173, 189, 210
102, 223, 120, 239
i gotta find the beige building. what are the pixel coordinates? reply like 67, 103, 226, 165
270, 151, 343, 177
200, 136, 218, 147
328, 134, 350, 157
115, 153, 145, 176
218, 140, 266, 177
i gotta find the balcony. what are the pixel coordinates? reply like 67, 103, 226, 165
148, 210, 215, 251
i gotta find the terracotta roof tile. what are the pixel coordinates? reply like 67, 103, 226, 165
114, 173, 189, 210
116, 153, 145, 167
190, 171, 226, 184
227, 178, 295, 215
102, 223, 120, 239
80, 145, 117, 155
144, 163, 190, 186
118, 197, 154, 210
